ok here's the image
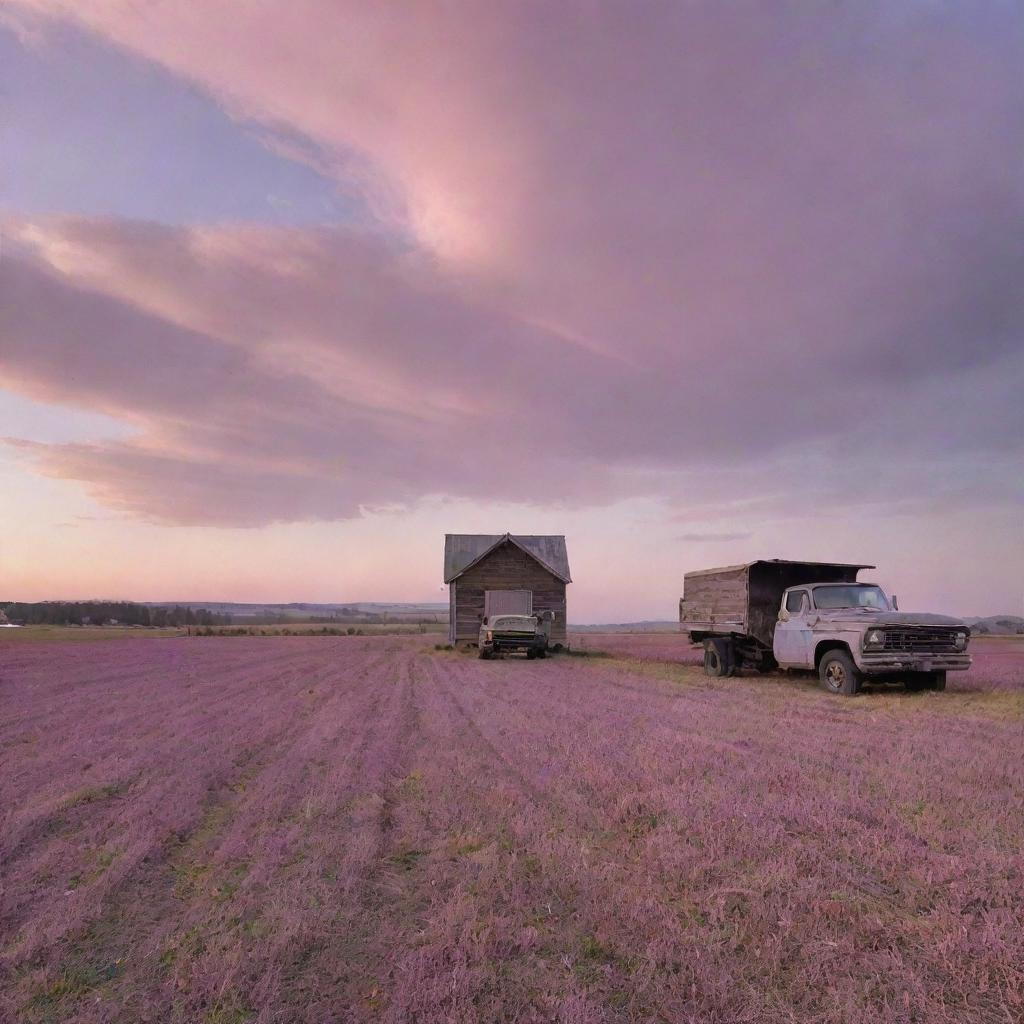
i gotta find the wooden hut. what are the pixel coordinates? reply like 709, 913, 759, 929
444, 534, 571, 647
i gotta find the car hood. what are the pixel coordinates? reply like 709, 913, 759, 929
814, 609, 967, 628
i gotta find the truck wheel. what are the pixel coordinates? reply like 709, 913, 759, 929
703, 640, 734, 678
818, 650, 860, 696
536, 647, 547, 660
526, 649, 536, 660
929, 671, 947, 692
479, 649, 491, 660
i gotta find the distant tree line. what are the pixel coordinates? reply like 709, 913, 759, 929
305, 611, 445, 625
204, 611, 446, 626
1, 601, 232, 627
972, 619, 1024, 635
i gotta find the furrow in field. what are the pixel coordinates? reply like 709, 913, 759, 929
121, 642, 405, 1023
1, 642, 338, 877
235, 640, 429, 1023
2, 640, 402, 1021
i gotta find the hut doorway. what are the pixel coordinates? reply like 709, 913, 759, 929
484, 589, 533, 617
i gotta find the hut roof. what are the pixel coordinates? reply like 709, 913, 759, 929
444, 533, 571, 584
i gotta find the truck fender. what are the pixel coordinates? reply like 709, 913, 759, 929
814, 639, 853, 669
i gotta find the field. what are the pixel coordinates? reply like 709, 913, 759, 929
2, 635, 1022, 1023
0, 623, 446, 643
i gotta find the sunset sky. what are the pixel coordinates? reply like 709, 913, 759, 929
1, 2, 1022, 621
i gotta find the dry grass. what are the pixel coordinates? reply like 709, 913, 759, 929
193, 622, 447, 637
0, 622, 447, 644
0, 625, 186, 643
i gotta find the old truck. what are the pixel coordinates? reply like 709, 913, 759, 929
679, 560, 971, 694
478, 613, 551, 659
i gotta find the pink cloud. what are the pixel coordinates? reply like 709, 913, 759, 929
3, 221, 632, 522
11, 3, 1023, 347
2, 4, 1023, 526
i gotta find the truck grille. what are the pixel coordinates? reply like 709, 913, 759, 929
882, 629, 957, 653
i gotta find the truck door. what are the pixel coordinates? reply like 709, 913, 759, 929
774, 590, 813, 667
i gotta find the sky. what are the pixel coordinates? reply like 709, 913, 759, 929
1, 1, 1022, 621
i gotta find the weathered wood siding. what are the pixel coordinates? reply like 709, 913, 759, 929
452, 540, 567, 644
679, 567, 749, 635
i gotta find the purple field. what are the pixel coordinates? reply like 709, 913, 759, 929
2, 635, 1022, 1023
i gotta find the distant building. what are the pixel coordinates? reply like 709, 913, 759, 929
443, 533, 571, 647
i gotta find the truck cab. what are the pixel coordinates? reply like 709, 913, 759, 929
774, 582, 971, 694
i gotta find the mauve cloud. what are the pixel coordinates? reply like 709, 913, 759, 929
2, 3, 1023, 525
3, 224, 631, 522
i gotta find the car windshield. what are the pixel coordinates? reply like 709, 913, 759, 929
812, 585, 889, 610
490, 616, 536, 629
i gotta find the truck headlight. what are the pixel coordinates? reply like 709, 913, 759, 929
864, 629, 885, 650
954, 631, 968, 651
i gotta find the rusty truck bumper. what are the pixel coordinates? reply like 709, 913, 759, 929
857, 653, 971, 674
482, 636, 546, 654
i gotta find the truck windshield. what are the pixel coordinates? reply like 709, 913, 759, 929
812, 585, 889, 610
491, 616, 536, 630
